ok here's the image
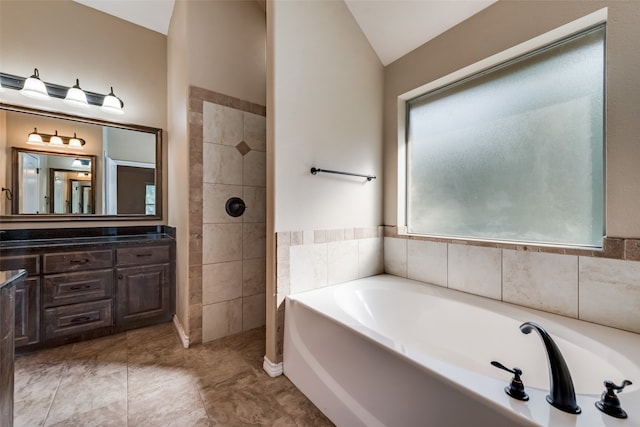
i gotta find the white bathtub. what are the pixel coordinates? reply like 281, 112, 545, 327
283, 274, 640, 427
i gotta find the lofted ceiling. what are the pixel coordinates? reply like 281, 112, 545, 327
72, 0, 496, 66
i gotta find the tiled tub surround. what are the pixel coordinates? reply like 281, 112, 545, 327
384, 228, 640, 334
188, 87, 266, 344
274, 226, 384, 361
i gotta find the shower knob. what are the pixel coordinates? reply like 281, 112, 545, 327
225, 197, 246, 217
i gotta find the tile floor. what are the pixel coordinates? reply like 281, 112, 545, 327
14, 323, 334, 426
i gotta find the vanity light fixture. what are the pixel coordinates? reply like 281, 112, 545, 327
25, 129, 86, 148
64, 79, 89, 108
26, 128, 44, 145
0, 68, 124, 114
19, 68, 50, 100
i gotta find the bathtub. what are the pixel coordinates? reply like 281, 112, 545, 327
283, 274, 640, 427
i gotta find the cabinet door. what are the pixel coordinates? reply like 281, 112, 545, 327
15, 277, 40, 347
116, 264, 170, 328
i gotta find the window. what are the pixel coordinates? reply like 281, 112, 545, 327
145, 184, 156, 215
406, 24, 605, 248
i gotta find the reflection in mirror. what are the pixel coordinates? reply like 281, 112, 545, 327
0, 104, 162, 218
14, 149, 96, 214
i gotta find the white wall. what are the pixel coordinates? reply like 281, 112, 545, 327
0, 0, 166, 129
383, 1, 640, 238
271, 0, 384, 232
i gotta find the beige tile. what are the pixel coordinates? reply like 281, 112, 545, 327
579, 257, 640, 333
383, 237, 407, 277
203, 261, 243, 304
276, 232, 291, 247
243, 258, 266, 297
243, 222, 266, 260
203, 142, 243, 185
200, 373, 289, 426
243, 112, 266, 152
358, 237, 384, 278
407, 239, 447, 287
290, 244, 328, 294
502, 250, 578, 317
45, 364, 127, 426
242, 186, 266, 223
448, 244, 502, 300
14, 395, 54, 427
243, 293, 266, 330
13, 322, 333, 426
203, 183, 244, 224
128, 379, 210, 427
203, 101, 243, 146
203, 223, 242, 264
327, 240, 358, 285
202, 299, 243, 342
243, 150, 266, 187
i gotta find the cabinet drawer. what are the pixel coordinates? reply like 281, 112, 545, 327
43, 269, 113, 307
44, 250, 113, 273
0, 254, 40, 275
116, 245, 170, 267
44, 299, 112, 339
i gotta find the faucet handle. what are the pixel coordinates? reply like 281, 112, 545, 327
491, 361, 529, 401
595, 379, 632, 419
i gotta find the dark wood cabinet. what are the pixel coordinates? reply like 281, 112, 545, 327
0, 255, 40, 348
14, 278, 40, 347
0, 232, 175, 352
116, 264, 170, 328
115, 244, 171, 328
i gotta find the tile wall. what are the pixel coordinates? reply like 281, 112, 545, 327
383, 234, 640, 334
188, 87, 266, 344
274, 226, 384, 359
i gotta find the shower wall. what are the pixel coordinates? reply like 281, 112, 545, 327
188, 87, 266, 344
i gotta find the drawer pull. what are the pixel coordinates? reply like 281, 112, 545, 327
69, 285, 92, 291
70, 259, 90, 265
136, 253, 153, 257
70, 316, 92, 324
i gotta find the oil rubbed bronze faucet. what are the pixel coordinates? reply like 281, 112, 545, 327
520, 321, 581, 414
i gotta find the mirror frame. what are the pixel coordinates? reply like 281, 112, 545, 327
12, 148, 98, 215
0, 102, 163, 222
0, 103, 162, 222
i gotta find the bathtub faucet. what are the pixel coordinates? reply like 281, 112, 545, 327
519, 321, 581, 414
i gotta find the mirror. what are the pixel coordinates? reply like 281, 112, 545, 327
0, 104, 162, 220
14, 148, 96, 214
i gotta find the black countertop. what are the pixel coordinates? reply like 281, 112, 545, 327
0, 269, 27, 290
0, 226, 176, 250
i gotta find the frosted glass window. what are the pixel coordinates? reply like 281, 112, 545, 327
407, 25, 605, 247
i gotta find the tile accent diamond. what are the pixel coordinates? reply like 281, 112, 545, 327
236, 141, 251, 156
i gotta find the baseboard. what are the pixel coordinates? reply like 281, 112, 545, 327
172, 315, 190, 348
263, 355, 283, 377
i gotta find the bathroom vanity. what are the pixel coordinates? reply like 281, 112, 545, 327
0, 226, 175, 352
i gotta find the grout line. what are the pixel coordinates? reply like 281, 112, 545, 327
41, 356, 68, 426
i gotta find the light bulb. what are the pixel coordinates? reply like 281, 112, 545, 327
20, 68, 50, 100
26, 128, 44, 145
49, 130, 64, 146
69, 133, 84, 148
101, 87, 124, 115
64, 79, 89, 108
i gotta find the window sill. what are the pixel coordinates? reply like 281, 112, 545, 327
385, 226, 638, 261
